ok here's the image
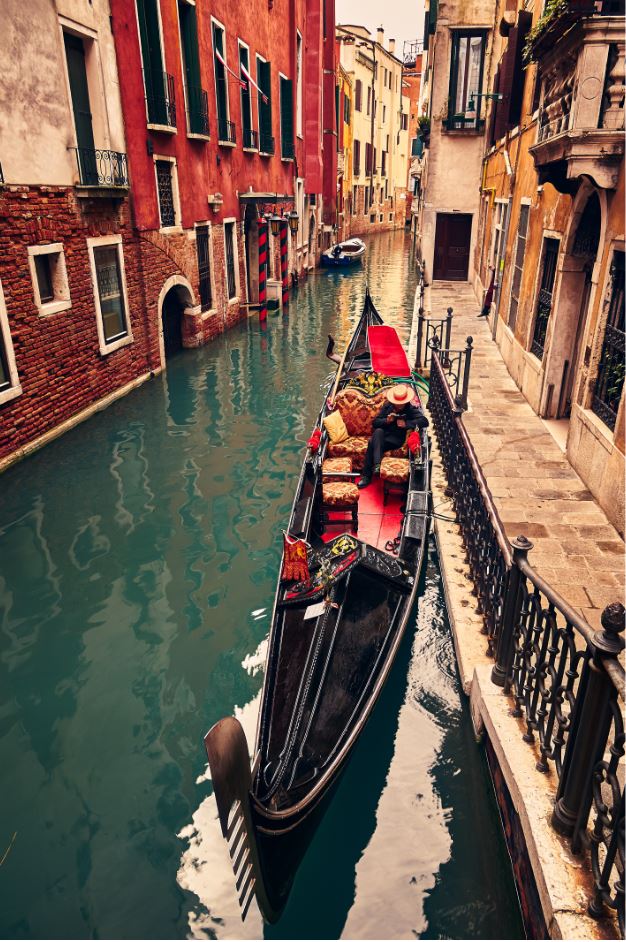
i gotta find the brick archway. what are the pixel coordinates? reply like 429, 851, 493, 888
157, 275, 195, 368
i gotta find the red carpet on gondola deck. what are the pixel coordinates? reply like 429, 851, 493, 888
367, 325, 411, 377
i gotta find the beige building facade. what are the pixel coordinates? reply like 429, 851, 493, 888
337, 25, 410, 235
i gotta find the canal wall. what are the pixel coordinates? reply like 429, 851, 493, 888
410, 282, 623, 940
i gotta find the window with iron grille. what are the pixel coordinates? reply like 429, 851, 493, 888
224, 222, 237, 299
344, 93, 351, 125
196, 226, 212, 312
93, 245, 128, 344
508, 202, 530, 331
592, 250, 625, 430
353, 139, 360, 175
530, 237, 559, 360
155, 160, 176, 228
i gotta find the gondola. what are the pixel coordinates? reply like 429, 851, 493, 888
204, 291, 431, 923
320, 237, 366, 267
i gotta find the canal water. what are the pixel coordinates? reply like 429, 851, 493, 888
0, 230, 524, 940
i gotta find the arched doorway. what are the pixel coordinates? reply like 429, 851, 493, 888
161, 284, 192, 360
543, 190, 602, 419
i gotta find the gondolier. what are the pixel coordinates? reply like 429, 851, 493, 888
358, 384, 429, 488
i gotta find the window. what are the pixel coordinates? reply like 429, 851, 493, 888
224, 222, 238, 300
88, 236, 133, 355
63, 32, 98, 185
355, 79, 362, 112
400, 113, 408, 131
365, 142, 372, 174
0, 279, 21, 406
212, 20, 233, 143
352, 185, 358, 215
367, 86, 371, 115
508, 202, 530, 330
136, 0, 174, 127
491, 199, 511, 314
280, 75, 294, 159
155, 158, 179, 228
382, 103, 386, 123
530, 237, 559, 360
239, 43, 256, 149
353, 139, 361, 175
296, 31, 303, 138
196, 225, 213, 312
592, 250, 625, 430
27, 244, 71, 316
447, 31, 486, 130
381, 151, 386, 176
179, 2, 208, 135
344, 93, 351, 126
257, 56, 273, 154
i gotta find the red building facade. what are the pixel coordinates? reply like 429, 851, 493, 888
110, 0, 336, 363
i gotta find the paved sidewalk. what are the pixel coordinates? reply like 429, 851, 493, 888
422, 281, 624, 630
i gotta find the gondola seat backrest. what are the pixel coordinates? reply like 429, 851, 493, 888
333, 387, 387, 437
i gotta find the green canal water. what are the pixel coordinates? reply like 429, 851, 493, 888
0, 231, 524, 940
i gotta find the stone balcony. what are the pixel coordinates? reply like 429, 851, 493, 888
529, 12, 624, 192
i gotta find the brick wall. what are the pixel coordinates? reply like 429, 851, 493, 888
0, 185, 159, 463
348, 183, 407, 237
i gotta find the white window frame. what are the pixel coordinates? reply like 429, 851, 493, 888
238, 39, 256, 150
211, 16, 232, 144
153, 154, 182, 232
0, 279, 22, 406
27, 243, 72, 316
296, 30, 303, 139
279, 71, 294, 162
223, 218, 240, 303
133, 0, 175, 134
194, 221, 217, 316
87, 235, 134, 356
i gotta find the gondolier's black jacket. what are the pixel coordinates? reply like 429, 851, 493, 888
373, 401, 429, 433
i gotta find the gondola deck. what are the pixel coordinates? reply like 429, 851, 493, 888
204, 291, 431, 924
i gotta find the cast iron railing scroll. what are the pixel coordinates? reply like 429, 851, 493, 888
429, 348, 625, 933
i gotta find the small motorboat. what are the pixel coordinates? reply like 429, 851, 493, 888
204, 290, 431, 923
320, 237, 366, 267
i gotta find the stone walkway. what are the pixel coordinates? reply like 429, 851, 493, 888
422, 281, 624, 630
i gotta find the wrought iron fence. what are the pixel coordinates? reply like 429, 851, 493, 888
414, 307, 453, 370
429, 350, 625, 934
243, 128, 258, 149
75, 148, 129, 187
259, 133, 275, 155
219, 118, 237, 144
144, 70, 176, 128
187, 86, 209, 136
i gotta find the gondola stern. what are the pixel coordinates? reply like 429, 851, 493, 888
204, 717, 281, 924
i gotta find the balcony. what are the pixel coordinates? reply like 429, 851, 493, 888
186, 86, 209, 137
259, 133, 275, 156
218, 118, 236, 145
74, 148, 129, 193
242, 128, 258, 150
528, 8, 625, 191
145, 71, 176, 130
281, 139, 295, 160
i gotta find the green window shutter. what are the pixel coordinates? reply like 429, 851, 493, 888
136, 0, 166, 124
429, 0, 438, 34
258, 59, 273, 152
213, 23, 228, 139
179, 3, 206, 134
280, 77, 294, 158
240, 46, 252, 138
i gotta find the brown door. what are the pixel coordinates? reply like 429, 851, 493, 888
433, 213, 472, 281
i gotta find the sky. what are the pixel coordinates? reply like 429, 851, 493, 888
336, 0, 425, 53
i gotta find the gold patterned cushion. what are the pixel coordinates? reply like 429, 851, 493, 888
380, 457, 410, 483
322, 458, 352, 482
322, 482, 360, 507
387, 442, 409, 458
326, 436, 369, 469
323, 410, 349, 443
333, 387, 388, 437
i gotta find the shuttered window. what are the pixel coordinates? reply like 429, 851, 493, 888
494, 11, 533, 139
136, 0, 167, 125
280, 76, 294, 158
257, 58, 273, 154
344, 93, 351, 125
508, 203, 530, 330
365, 142, 372, 174
224, 222, 237, 300
355, 79, 362, 112
239, 45, 255, 148
179, 2, 207, 135
488, 66, 501, 146
196, 226, 212, 312
447, 31, 486, 130
212, 22, 230, 141
353, 139, 361, 175
531, 238, 559, 360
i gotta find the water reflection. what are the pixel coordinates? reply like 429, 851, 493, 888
0, 232, 522, 939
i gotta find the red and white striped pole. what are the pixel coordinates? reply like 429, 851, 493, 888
258, 217, 268, 323
280, 218, 289, 310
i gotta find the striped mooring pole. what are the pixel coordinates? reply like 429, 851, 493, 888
258, 217, 268, 323
280, 218, 289, 310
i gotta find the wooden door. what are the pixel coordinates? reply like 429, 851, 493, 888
433, 213, 472, 281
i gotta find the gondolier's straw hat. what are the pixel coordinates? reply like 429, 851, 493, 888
386, 384, 413, 406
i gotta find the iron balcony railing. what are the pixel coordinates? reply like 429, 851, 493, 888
74, 148, 129, 187
218, 117, 236, 144
281, 139, 295, 160
259, 133, 275, 155
144, 70, 176, 128
242, 128, 258, 149
428, 349, 625, 937
186, 85, 209, 136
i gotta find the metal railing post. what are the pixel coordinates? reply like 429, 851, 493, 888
491, 535, 533, 688
415, 308, 424, 371
445, 307, 453, 350
455, 336, 473, 411
552, 604, 625, 842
